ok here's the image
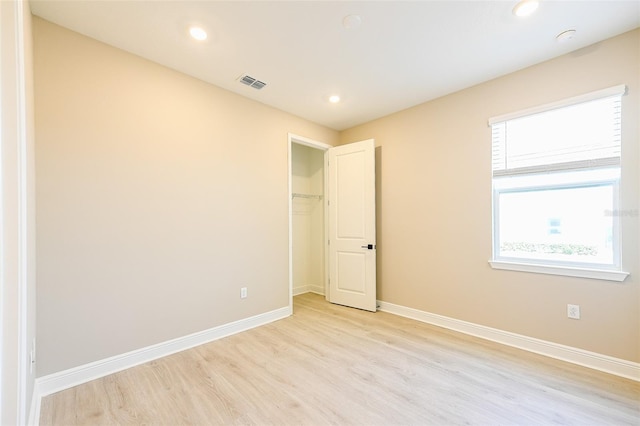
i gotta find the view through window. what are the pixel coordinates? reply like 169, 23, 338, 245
490, 86, 625, 270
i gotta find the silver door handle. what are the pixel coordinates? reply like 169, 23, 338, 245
361, 244, 376, 250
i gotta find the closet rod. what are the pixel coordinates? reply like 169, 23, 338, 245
292, 192, 323, 200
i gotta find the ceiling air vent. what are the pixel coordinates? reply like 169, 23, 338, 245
238, 74, 267, 90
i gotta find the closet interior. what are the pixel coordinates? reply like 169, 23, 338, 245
291, 143, 325, 296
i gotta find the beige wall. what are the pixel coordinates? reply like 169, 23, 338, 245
341, 29, 640, 362
33, 17, 338, 375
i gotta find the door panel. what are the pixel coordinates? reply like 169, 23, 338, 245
328, 139, 376, 312
336, 251, 366, 293
335, 151, 366, 238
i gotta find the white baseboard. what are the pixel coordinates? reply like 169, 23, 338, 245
308, 284, 325, 295
35, 306, 291, 399
293, 284, 324, 296
293, 285, 310, 296
28, 299, 638, 425
377, 300, 639, 382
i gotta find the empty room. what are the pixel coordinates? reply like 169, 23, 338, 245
1, 0, 639, 424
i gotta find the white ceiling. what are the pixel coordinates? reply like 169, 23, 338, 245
30, 1, 640, 131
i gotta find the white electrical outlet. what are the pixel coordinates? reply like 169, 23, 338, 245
240, 287, 247, 299
567, 304, 580, 319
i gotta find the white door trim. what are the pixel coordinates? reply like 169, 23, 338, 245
1, 1, 33, 424
287, 133, 331, 309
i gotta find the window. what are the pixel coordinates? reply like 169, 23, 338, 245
489, 85, 628, 282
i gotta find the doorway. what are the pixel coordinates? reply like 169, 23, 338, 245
288, 134, 331, 307
288, 134, 377, 312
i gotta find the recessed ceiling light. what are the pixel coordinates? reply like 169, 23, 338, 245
512, 0, 539, 17
329, 95, 341, 103
189, 26, 207, 41
342, 15, 362, 30
556, 29, 576, 43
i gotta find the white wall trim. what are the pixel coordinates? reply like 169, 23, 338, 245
288, 133, 332, 151
292, 285, 311, 296
1, 1, 36, 424
27, 300, 638, 424
489, 260, 629, 282
35, 306, 290, 398
377, 300, 640, 382
293, 285, 325, 297
16, 1, 31, 421
27, 382, 40, 426
308, 284, 325, 296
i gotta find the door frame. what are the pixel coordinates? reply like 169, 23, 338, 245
287, 133, 332, 310
1, 1, 34, 424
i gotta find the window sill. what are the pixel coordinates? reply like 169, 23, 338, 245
489, 260, 629, 282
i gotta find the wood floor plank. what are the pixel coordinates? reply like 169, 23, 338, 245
40, 293, 640, 425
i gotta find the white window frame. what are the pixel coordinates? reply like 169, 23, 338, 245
488, 85, 629, 282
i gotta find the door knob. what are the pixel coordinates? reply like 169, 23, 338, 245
361, 244, 376, 250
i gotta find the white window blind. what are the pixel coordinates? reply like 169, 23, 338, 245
489, 85, 628, 279
490, 85, 625, 177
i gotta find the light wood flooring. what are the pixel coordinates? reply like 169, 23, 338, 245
40, 293, 640, 425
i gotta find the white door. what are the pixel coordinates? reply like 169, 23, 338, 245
327, 139, 376, 312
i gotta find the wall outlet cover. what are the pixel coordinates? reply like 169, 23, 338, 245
567, 304, 580, 319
